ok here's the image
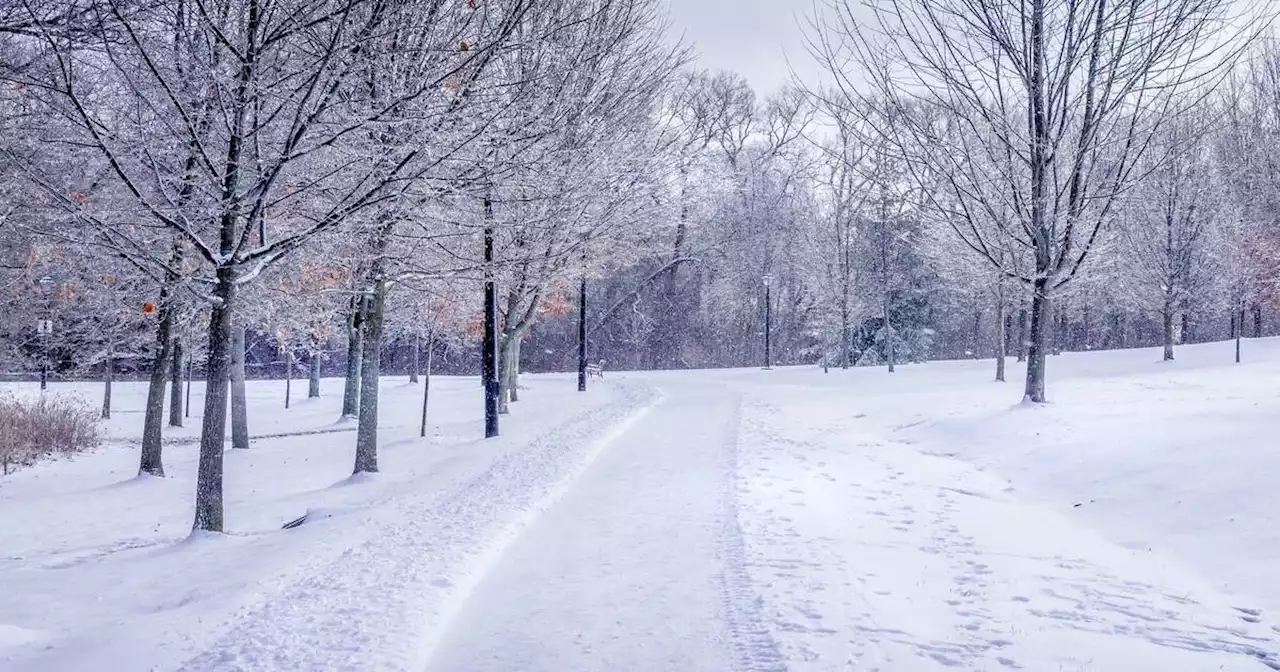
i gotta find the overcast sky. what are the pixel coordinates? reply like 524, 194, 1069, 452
661, 0, 823, 95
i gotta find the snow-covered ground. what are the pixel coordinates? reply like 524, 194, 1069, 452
2, 339, 1279, 671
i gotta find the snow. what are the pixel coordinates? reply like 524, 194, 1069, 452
3, 338, 1280, 671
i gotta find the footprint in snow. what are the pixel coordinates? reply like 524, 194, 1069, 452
1233, 606, 1263, 623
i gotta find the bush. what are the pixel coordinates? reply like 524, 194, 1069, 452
0, 394, 101, 475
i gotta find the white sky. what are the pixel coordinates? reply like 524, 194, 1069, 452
660, 0, 824, 96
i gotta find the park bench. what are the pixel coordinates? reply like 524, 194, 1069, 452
585, 359, 606, 379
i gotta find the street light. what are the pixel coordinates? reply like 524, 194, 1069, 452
37, 276, 53, 391
762, 273, 773, 370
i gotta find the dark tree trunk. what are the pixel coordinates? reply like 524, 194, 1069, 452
995, 296, 1006, 382
102, 342, 113, 420
1181, 312, 1191, 345
342, 299, 364, 418
169, 337, 184, 427
1081, 302, 1092, 350
509, 337, 521, 403
1236, 307, 1245, 363
1017, 308, 1028, 362
651, 184, 690, 370
410, 332, 420, 384
971, 309, 982, 359
578, 277, 588, 391
883, 298, 895, 373
840, 302, 851, 369
1024, 279, 1050, 403
284, 350, 293, 409
353, 283, 386, 474
420, 333, 434, 438
308, 348, 321, 398
764, 283, 773, 369
1162, 298, 1175, 361
139, 292, 174, 477
194, 269, 236, 532
230, 323, 249, 450
497, 335, 515, 415
1253, 304, 1263, 337
185, 358, 193, 418
482, 206, 499, 438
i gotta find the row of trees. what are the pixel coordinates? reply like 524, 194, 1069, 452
0, 0, 686, 530
527, 0, 1279, 401
1, 0, 1277, 530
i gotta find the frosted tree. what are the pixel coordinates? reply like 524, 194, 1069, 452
8, 0, 537, 530
1116, 110, 1220, 361
806, 100, 872, 369
809, 0, 1260, 401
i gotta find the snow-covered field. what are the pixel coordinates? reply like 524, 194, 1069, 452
2, 339, 1279, 671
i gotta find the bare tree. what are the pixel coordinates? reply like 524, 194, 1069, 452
1117, 110, 1219, 361
809, 0, 1261, 401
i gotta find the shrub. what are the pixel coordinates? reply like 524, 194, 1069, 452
0, 394, 101, 476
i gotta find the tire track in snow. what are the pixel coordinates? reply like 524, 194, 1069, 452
717, 393, 788, 672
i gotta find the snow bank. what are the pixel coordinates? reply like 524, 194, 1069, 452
0, 374, 638, 671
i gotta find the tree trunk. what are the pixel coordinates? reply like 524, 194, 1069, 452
139, 293, 174, 477
354, 283, 387, 474
578, 277, 588, 391
1023, 279, 1050, 403
971, 309, 982, 359
883, 298, 896, 373
410, 332, 420, 383
482, 208, 499, 438
497, 334, 515, 415
1236, 307, 1244, 363
185, 358, 193, 418
194, 269, 236, 532
1162, 298, 1175, 361
840, 301, 851, 369
308, 348, 321, 398
284, 349, 293, 409
342, 299, 364, 418
995, 296, 1006, 382
1181, 312, 1191, 345
1082, 302, 1092, 350
102, 342, 113, 420
420, 333, 434, 438
509, 337, 522, 403
169, 337, 184, 427
1253, 304, 1263, 337
230, 323, 249, 450
1017, 307, 1028, 362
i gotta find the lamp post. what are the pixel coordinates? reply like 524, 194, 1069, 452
762, 274, 773, 370
37, 276, 53, 391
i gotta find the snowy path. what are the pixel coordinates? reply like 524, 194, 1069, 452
424, 383, 782, 672
422, 370, 1280, 672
